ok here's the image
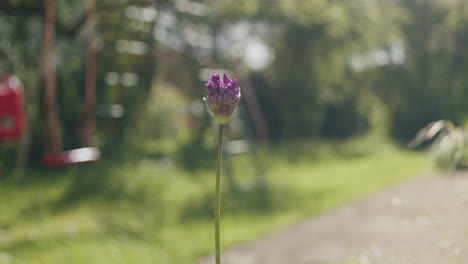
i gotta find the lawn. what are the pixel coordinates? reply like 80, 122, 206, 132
0, 136, 429, 264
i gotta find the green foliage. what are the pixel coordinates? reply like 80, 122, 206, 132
3, 0, 468, 160
379, 0, 468, 141
137, 84, 190, 141
256, 0, 402, 138
227, 0, 468, 141
0, 0, 159, 163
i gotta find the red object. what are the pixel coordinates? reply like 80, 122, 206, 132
43, 147, 101, 167
0, 75, 25, 141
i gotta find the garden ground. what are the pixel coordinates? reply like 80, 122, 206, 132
202, 173, 468, 264
0, 136, 429, 264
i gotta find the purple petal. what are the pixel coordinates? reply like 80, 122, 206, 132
226, 89, 233, 98
211, 73, 220, 87
220, 87, 227, 96
205, 82, 214, 93
231, 79, 237, 89
223, 72, 231, 86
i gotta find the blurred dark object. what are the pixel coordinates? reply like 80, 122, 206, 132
0, 75, 25, 141
408, 120, 449, 149
409, 120, 468, 170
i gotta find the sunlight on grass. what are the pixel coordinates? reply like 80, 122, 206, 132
0, 136, 429, 264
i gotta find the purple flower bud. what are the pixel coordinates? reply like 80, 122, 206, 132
203, 72, 241, 124
212, 73, 221, 87
223, 72, 231, 86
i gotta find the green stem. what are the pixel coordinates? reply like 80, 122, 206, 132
215, 124, 224, 264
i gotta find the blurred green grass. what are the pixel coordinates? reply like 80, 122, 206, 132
0, 136, 429, 264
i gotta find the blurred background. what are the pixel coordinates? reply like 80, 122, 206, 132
0, 0, 468, 263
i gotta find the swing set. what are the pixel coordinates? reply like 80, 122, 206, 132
41, 0, 100, 167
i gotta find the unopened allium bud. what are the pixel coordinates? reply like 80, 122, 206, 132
203, 72, 241, 124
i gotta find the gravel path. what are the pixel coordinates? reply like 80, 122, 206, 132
201, 174, 468, 264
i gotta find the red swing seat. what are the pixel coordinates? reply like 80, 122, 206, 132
43, 147, 101, 167
0, 75, 25, 141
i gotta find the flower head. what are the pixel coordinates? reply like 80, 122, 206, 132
203, 72, 241, 124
